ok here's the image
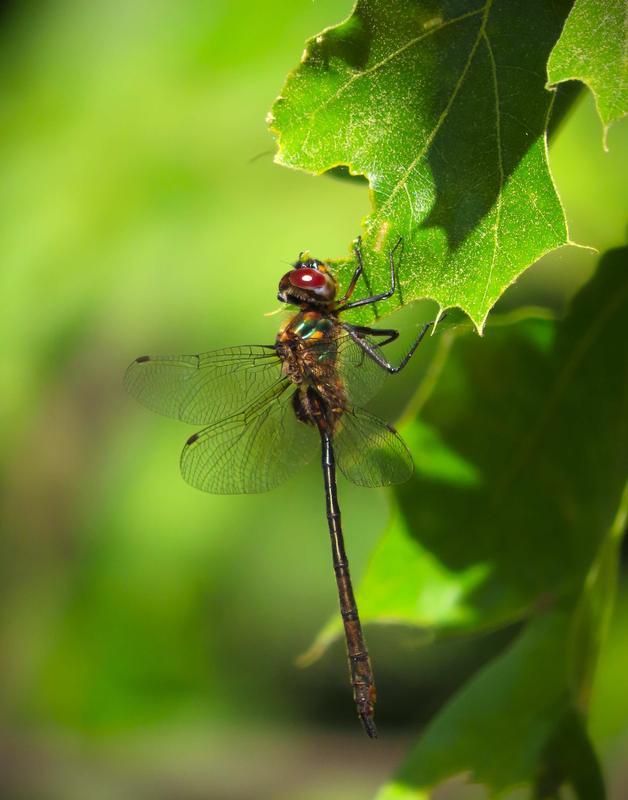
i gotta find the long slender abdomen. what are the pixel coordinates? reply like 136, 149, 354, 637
319, 426, 377, 737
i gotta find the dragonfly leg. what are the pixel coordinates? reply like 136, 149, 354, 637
336, 237, 403, 313
343, 320, 433, 374
345, 324, 400, 348
336, 237, 365, 304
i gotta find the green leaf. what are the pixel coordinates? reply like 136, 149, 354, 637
374, 485, 628, 800
547, 0, 628, 147
269, 0, 572, 329
370, 249, 628, 799
306, 247, 628, 661
567, 481, 628, 711
376, 610, 606, 800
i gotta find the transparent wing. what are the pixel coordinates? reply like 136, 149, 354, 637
124, 345, 283, 425
334, 407, 413, 487
180, 380, 319, 494
306, 332, 387, 407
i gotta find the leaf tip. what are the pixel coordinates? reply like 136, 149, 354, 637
566, 239, 598, 256
432, 306, 447, 333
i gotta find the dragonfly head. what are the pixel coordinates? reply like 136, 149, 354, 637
278, 255, 338, 306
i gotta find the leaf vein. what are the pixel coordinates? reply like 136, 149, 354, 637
375, 0, 494, 224
301, 5, 485, 148
480, 29, 504, 308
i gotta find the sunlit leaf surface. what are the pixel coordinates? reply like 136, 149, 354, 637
547, 0, 628, 147
270, 0, 572, 328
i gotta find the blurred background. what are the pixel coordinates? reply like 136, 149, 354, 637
0, 1, 626, 798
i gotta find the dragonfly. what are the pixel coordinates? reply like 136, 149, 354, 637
124, 238, 438, 738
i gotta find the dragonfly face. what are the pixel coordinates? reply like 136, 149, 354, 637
125, 237, 439, 738
277, 256, 338, 306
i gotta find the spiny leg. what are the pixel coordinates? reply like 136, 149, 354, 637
336, 237, 403, 313
342, 320, 434, 374
337, 237, 365, 305
345, 324, 400, 348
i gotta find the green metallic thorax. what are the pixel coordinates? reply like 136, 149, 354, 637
287, 310, 334, 341
276, 311, 345, 424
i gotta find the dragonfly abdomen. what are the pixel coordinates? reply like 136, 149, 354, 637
291, 385, 345, 435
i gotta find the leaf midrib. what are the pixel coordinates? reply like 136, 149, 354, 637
376, 0, 495, 222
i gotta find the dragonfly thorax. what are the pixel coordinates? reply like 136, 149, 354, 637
276, 310, 346, 429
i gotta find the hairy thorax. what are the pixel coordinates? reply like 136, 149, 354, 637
276, 310, 347, 429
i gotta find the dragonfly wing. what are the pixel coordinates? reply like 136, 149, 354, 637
124, 345, 283, 425
333, 334, 387, 407
180, 380, 319, 494
334, 407, 413, 487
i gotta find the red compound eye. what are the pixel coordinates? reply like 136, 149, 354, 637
289, 268, 326, 289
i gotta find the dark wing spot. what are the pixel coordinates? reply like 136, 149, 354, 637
186, 433, 200, 445
136, 355, 151, 363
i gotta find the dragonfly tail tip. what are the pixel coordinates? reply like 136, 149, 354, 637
360, 713, 378, 739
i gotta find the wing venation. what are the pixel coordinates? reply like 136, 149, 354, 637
124, 345, 282, 425
334, 407, 413, 487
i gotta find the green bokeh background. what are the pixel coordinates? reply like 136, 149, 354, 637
0, 2, 626, 798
